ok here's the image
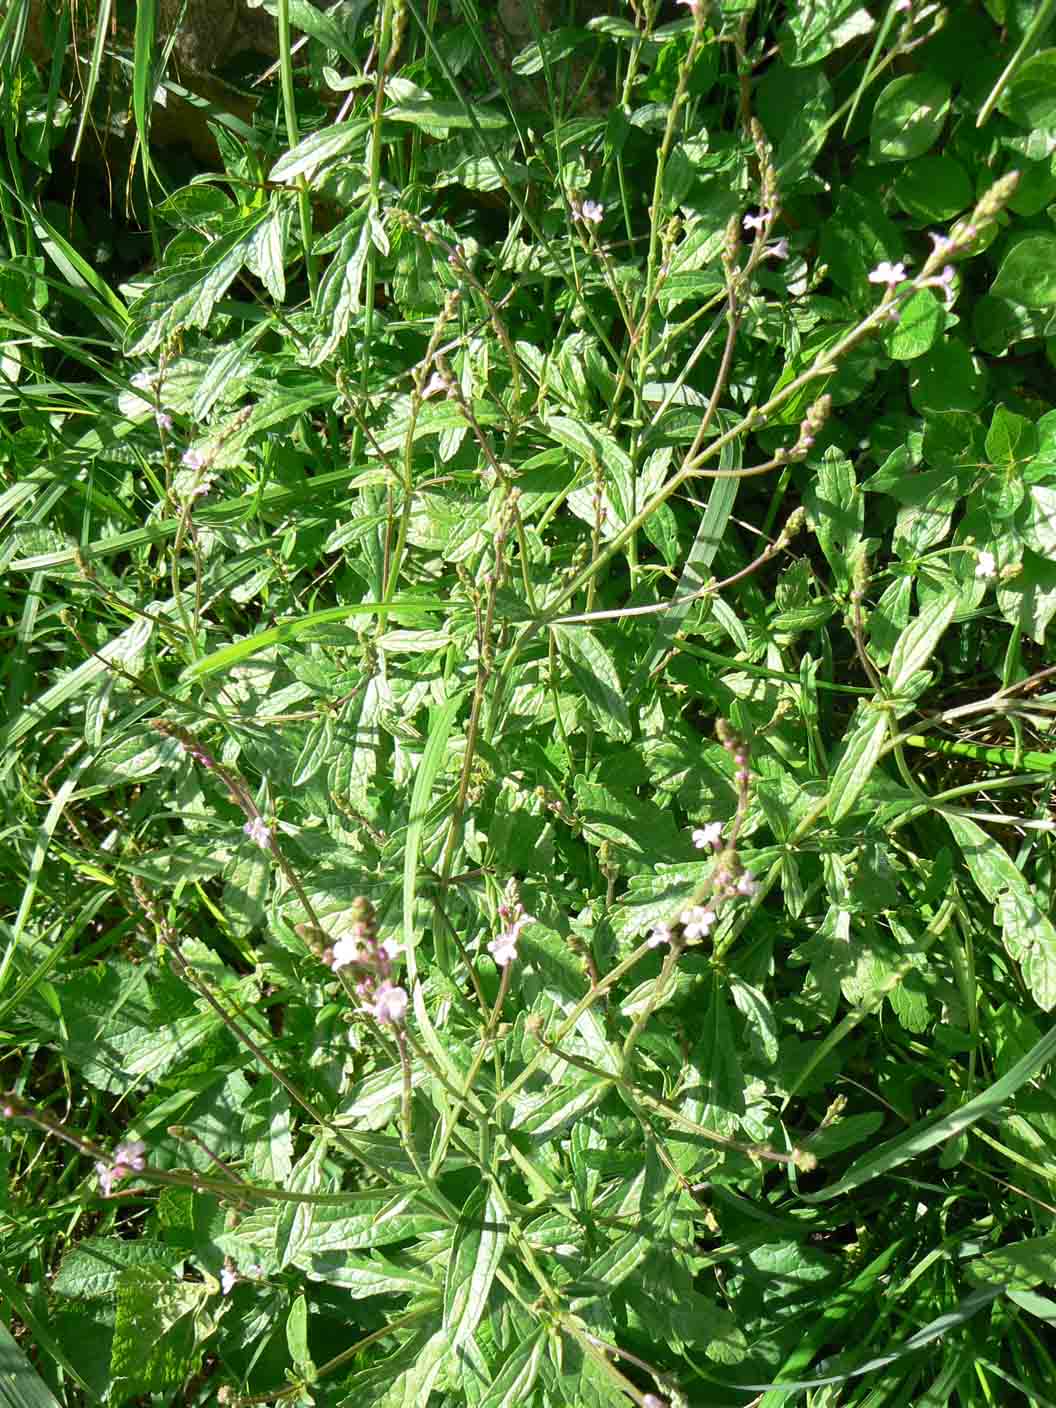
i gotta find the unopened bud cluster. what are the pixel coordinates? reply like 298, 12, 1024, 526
791, 393, 831, 459
327, 896, 408, 1026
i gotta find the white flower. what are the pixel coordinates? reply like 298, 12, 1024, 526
574, 199, 604, 224
331, 935, 367, 970
243, 816, 272, 850
743, 210, 770, 233
648, 923, 673, 949
692, 822, 724, 850
220, 1266, 237, 1295
868, 260, 907, 286
680, 905, 716, 941
367, 981, 408, 1025
976, 549, 997, 580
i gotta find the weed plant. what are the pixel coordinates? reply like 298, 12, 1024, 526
3, 0, 1056, 1405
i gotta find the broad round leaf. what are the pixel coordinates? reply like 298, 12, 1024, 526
909, 339, 989, 413
992, 235, 1056, 309
891, 155, 973, 223
882, 288, 944, 361
870, 73, 951, 162
997, 48, 1056, 129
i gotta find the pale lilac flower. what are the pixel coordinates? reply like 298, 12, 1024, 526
488, 904, 533, 967
677, 0, 701, 11
928, 231, 955, 259
893, 0, 912, 10
220, 1266, 237, 1295
96, 1139, 147, 1195
765, 237, 789, 260
243, 816, 272, 850
155, 410, 173, 431
421, 371, 448, 399
188, 475, 216, 500
680, 905, 716, 941
367, 981, 409, 1025
182, 448, 207, 470
737, 871, 760, 896
643, 1397, 668, 1408
648, 923, 673, 949
573, 199, 604, 224
693, 822, 724, 851
131, 370, 155, 391
868, 260, 907, 287
976, 549, 997, 580
743, 210, 770, 233
922, 264, 956, 307
488, 931, 519, 966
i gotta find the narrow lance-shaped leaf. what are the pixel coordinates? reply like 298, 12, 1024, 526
443, 1186, 508, 1350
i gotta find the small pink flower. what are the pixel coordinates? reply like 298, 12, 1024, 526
643, 1396, 668, 1408
488, 904, 533, 967
182, 448, 207, 470
765, 237, 789, 260
243, 817, 272, 850
367, 981, 409, 1025
96, 1140, 147, 1195
421, 371, 449, 399
488, 931, 519, 967
928, 231, 955, 258
868, 260, 907, 287
737, 871, 759, 896
155, 410, 173, 431
573, 199, 604, 224
220, 1266, 237, 1295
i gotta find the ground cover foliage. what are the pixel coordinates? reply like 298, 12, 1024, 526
3, 0, 1056, 1403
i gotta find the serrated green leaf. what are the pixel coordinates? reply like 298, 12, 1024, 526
109, 1266, 213, 1400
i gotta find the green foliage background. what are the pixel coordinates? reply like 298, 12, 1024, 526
3, 0, 1056, 1405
